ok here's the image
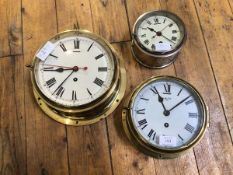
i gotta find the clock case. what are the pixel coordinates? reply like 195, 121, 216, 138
122, 76, 209, 158
30, 30, 126, 126
131, 10, 187, 69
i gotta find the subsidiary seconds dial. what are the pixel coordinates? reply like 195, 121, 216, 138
34, 34, 115, 107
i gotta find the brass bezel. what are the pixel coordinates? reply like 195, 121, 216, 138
131, 10, 187, 69
30, 30, 126, 126
122, 76, 209, 158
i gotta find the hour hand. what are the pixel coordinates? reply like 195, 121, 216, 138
147, 27, 156, 33
43, 67, 65, 72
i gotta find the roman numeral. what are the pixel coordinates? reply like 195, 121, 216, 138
178, 134, 184, 141
163, 83, 171, 94
87, 88, 92, 96
172, 30, 177, 33
138, 119, 147, 126
154, 18, 159, 24
148, 129, 154, 138
136, 109, 145, 114
144, 39, 149, 45
177, 88, 183, 96
141, 34, 146, 37
98, 67, 108, 72
141, 124, 147, 130
184, 123, 194, 133
171, 36, 177, 41
74, 39, 80, 49
140, 97, 149, 101
93, 77, 104, 87
150, 86, 158, 94
169, 23, 173, 27
147, 20, 152, 25
87, 42, 94, 51
151, 44, 155, 51
95, 53, 104, 60
72, 90, 77, 101
49, 54, 58, 58
56, 86, 65, 97
189, 113, 198, 118
185, 99, 194, 105
46, 77, 56, 88
163, 18, 166, 23
59, 43, 67, 52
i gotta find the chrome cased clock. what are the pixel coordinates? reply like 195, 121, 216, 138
131, 10, 187, 68
29, 30, 126, 126
122, 76, 208, 158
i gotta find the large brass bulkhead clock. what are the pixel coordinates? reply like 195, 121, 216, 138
30, 30, 126, 126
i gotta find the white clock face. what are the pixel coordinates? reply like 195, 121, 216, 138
136, 14, 185, 53
34, 35, 115, 107
130, 78, 204, 149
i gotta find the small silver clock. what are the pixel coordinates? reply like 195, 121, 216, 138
131, 10, 187, 68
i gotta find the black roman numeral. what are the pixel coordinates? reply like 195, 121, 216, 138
87, 42, 94, 51
150, 86, 158, 94
171, 36, 177, 41
148, 129, 154, 138
87, 88, 92, 96
98, 67, 108, 72
93, 77, 104, 87
169, 23, 173, 27
177, 88, 183, 96
95, 53, 104, 60
56, 86, 65, 97
163, 18, 166, 23
189, 113, 198, 118
184, 123, 194, 133
147, 20, 152, 25
172, 30, 177, 33
49, 54, 58, 58
163, 83, 171, 94
72, 90, 77, 101
178, 134, 184, 141
141, 34, 146, 38
144, 39, 149, 45
185, 99, 194, 105
140, 97, 149, 101
151, 44, 155, 51
60, 43, 67, 52
138, 119, 147, 126
154, 18, 159, 24
136, 109, 145, 114
74, 39, 80, 49
46, 77, 56, 88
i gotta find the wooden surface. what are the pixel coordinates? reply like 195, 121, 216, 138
0, 0, 232, 174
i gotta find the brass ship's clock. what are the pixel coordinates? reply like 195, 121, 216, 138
29, 30, 126, 126
122, 76, 208, 158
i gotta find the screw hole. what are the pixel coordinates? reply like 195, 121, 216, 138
116, 99, 119, 102
76, 121, 79, 124
39, 103, 42, 105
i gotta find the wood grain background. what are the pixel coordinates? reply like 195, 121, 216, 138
0, 0, 232, 174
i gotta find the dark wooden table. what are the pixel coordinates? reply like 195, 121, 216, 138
0, 0, 233, 174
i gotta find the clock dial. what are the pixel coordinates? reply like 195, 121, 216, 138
135, 12, 185, 53
130, 78, 204, 149
34, 35, 115, 107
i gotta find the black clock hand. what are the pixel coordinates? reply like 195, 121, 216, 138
153, 87, 169, 114
147, 27, 157, 33
168, 95, 191, 112
43, 66, 88, 72
161, 35, 176, 44
52, 70, 75, 95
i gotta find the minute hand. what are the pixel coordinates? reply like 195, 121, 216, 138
168, 95, 191, 112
